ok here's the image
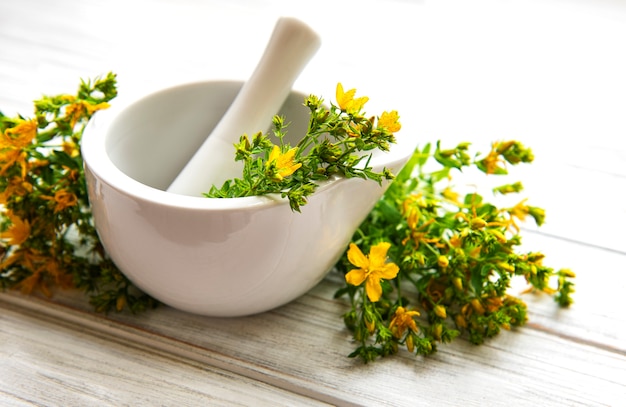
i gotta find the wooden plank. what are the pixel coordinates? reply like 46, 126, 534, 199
3, 289, 623, 406
2, 231, 624, 406
0, 300, 331, 407
511, 232, 626, 354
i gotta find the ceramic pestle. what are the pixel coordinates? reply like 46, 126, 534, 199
166, 17, 321, 196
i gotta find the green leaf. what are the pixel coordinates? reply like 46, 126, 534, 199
51, 150, 80, 170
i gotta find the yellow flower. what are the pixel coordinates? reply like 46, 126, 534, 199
449, 233, 463, 248
479, 142, 506, 174
389, 306, 420, 338
1, 212, 31, 246
506, 198, 543, 231
406, 206, 419, 231
0, 119, 37, 177
65, 100, 110, 127
336, 83, 369, 114
41, 190, 78, 213
345, 242, 399, 302
0, 178, 32, 205
54, 190, 78, 212
266, 145, 302, 181
0, 149, 27, 177
2, 119, 37, 148
509, 198, 530, 221
378, 110, 401, 133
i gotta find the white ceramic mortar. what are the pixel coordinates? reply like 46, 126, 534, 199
81, 80, 413, 317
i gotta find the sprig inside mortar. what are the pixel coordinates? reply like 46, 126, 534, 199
205, 83, 399, 211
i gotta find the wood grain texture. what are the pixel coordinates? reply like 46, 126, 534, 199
1, 0, 626, 405
0, 300, 330, 407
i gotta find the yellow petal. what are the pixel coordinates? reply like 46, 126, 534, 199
365, 276, 383, 302
349, 96, 369, 112
278, 162, 301, 179
347, 243, 369, 269
336, 83, 357, 111
336, 82, 344, 101
276, 147, 301, 177
368, 242, 391, 266
345, 268, 367, 287
268, 145, 281, 164
84, 101, 110, 114
1, 214, 30, 246
377, 263, 399, 280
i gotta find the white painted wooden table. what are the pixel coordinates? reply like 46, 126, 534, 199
1, 0, 625, 405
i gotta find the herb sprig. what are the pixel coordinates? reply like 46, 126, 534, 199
335, 141, 575, 362
0, 73, 156, 313
205, 83, 398, 211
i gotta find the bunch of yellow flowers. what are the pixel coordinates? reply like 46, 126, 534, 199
205, 83, 399, 211
0, 73, 156, 312
335, 138, 574, 362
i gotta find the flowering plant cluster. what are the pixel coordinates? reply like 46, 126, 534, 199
0, 73, 156, 313
0, 75, 574, 363
335, 141, 575, 362
205, 83, 398, 211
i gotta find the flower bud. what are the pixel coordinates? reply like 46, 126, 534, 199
449, 234, 463, 248
471, 218, 487, 229
452, 277, 463, 291
234, 135, 252, 160
529, 206, 546, 226
272, 115, 285, 129
490, 229, 507, 244
116, 294, 126, 312
527, 252, 545, 264
414, 252, 426, 266
455, 314, 467, 329
406, 334, 415, 353
304, 95, 321, 109
432, 323, 443, 340
434, 304, 447, 319
498, 262, 515, 273
470, 298, 485, 315
437, 255, 449, 269
365, 318, 376, 334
